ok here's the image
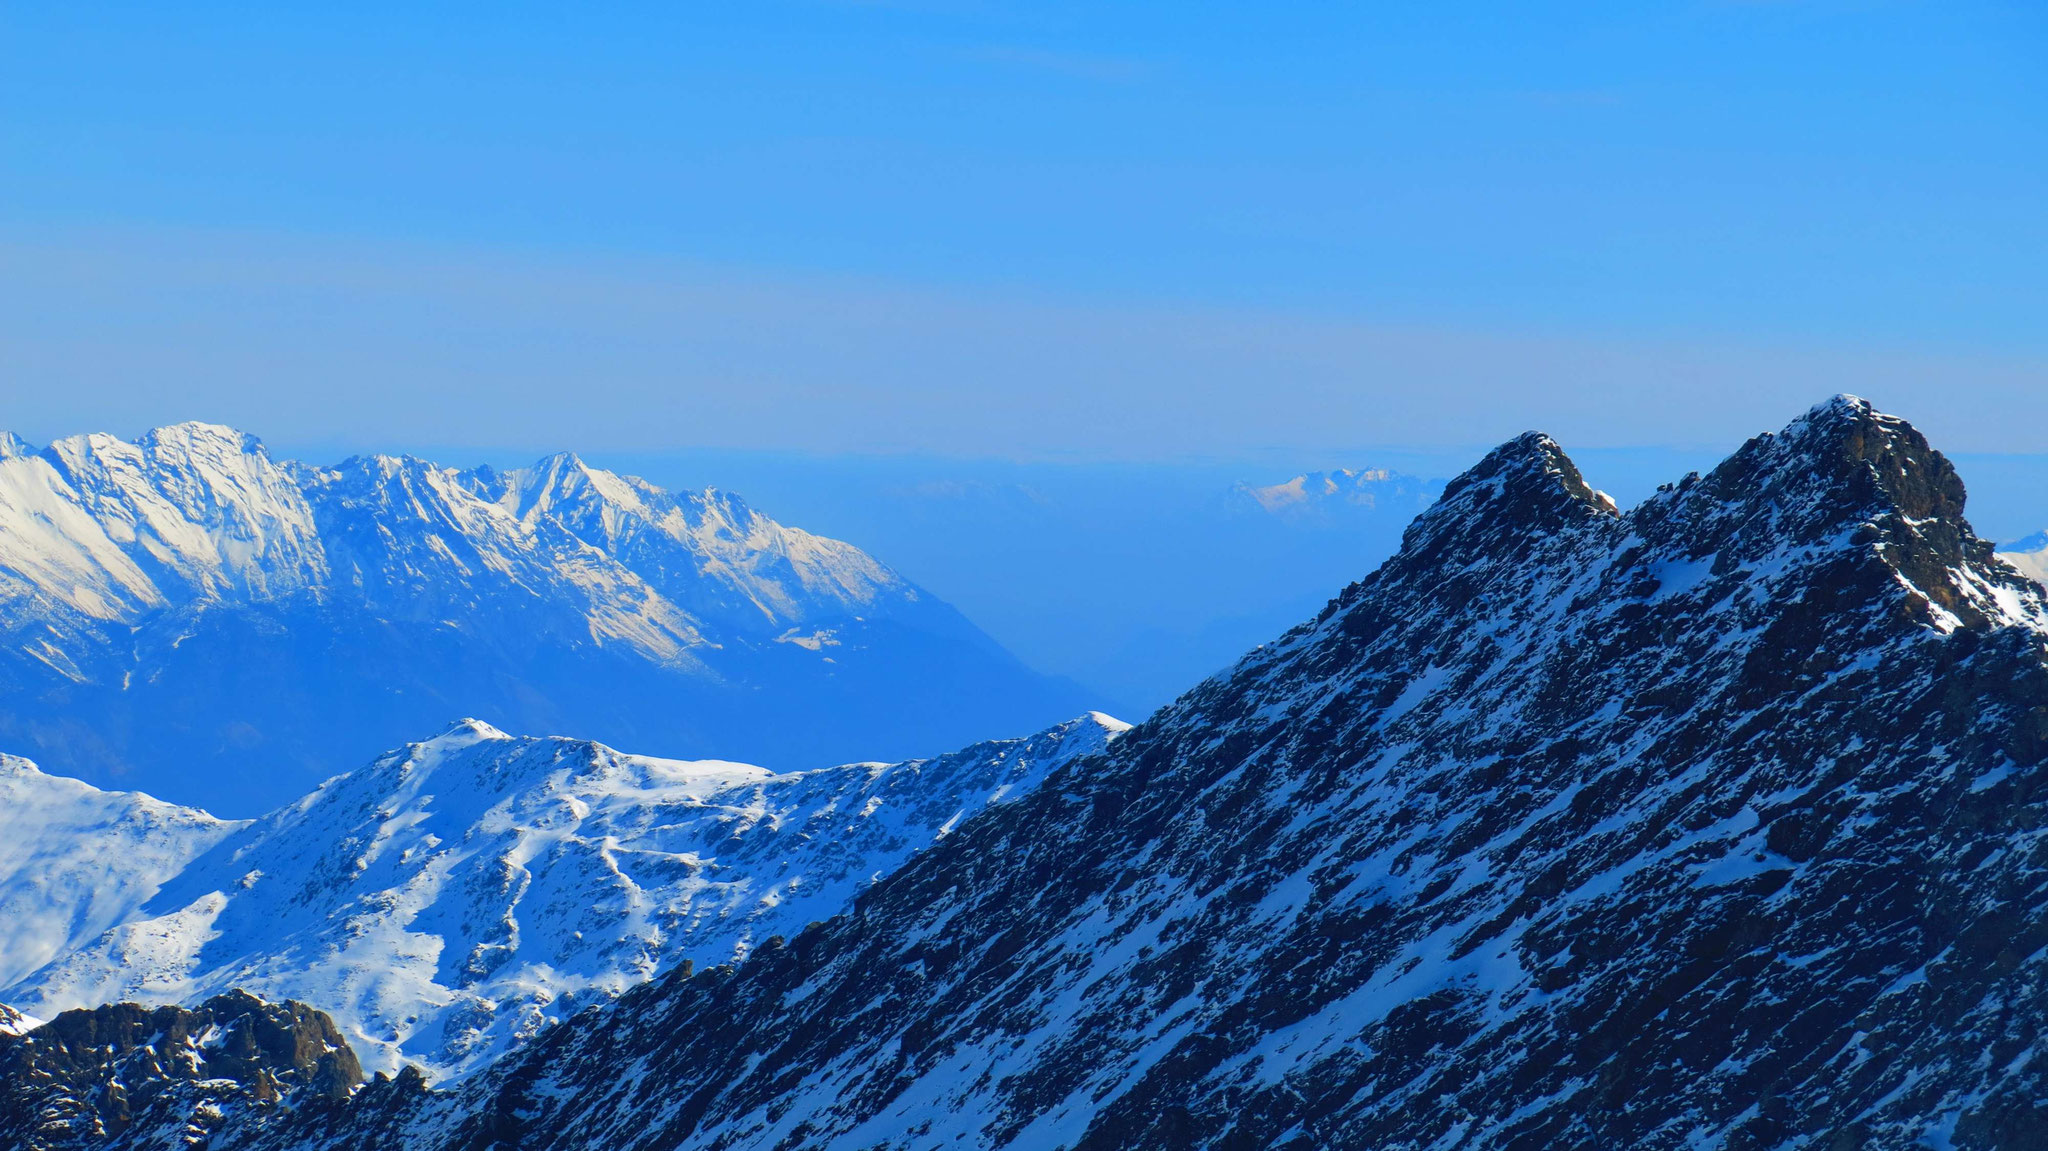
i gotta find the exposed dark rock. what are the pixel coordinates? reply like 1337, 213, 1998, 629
0, 990, 367, 1149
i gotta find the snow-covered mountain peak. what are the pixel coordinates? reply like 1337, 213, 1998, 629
1373, 429, 1615, 586
495, 455, 911, 633
1728, 391, 1953, 514
132, 420, 266, 458
421, 716, 513, 746
1634, 393, 2046, 633
1472, 429, 1601, 502
1080, 709, 1134, 735
0, 421, 1098, 815
1796, 389, 1873, 422
9, 422, 324, 610
0, 433, 36, 461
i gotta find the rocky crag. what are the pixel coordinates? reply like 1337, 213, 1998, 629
0, 991, 368, 1150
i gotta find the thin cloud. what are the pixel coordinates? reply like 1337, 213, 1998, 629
4, 224, 2045, 459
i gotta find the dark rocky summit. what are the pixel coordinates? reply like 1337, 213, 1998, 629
0, 990, 371, 1149
19, 397, 2048, 1149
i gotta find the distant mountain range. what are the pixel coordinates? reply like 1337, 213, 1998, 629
0, 712, 1124, 1082
0, 424, 1097, 814
1228, 466, 1441, 522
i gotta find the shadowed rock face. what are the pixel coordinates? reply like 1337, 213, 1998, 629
0, 991, 365, 1150
36, 397, 2048, 1150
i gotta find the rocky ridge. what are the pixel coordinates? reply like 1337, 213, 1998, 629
0, 1004, 36, 1037
175, 396, 2048, 1150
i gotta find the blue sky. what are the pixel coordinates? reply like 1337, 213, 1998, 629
2, 1, 2044, 458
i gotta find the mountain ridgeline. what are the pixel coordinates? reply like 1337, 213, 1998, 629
0, 425, 1096, 814
9, 396, 2048, 1149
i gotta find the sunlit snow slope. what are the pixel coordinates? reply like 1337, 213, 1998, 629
0, 713, 1125, 1081
0, 755, 241, 994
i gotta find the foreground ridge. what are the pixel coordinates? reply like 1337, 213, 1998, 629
26, 397, 2048, 1150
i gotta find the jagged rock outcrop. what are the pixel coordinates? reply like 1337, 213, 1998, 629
0, 1004, 36, 1037
0, 424, 1096, 814
39, 396, 2048, 1150
0, 991, 365, 1150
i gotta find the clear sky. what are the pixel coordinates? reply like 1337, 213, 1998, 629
2, 1, 2044, 459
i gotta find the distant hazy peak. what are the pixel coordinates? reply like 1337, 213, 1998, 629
1232, 464, 1440, 519
1999, 530, 2048, 587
